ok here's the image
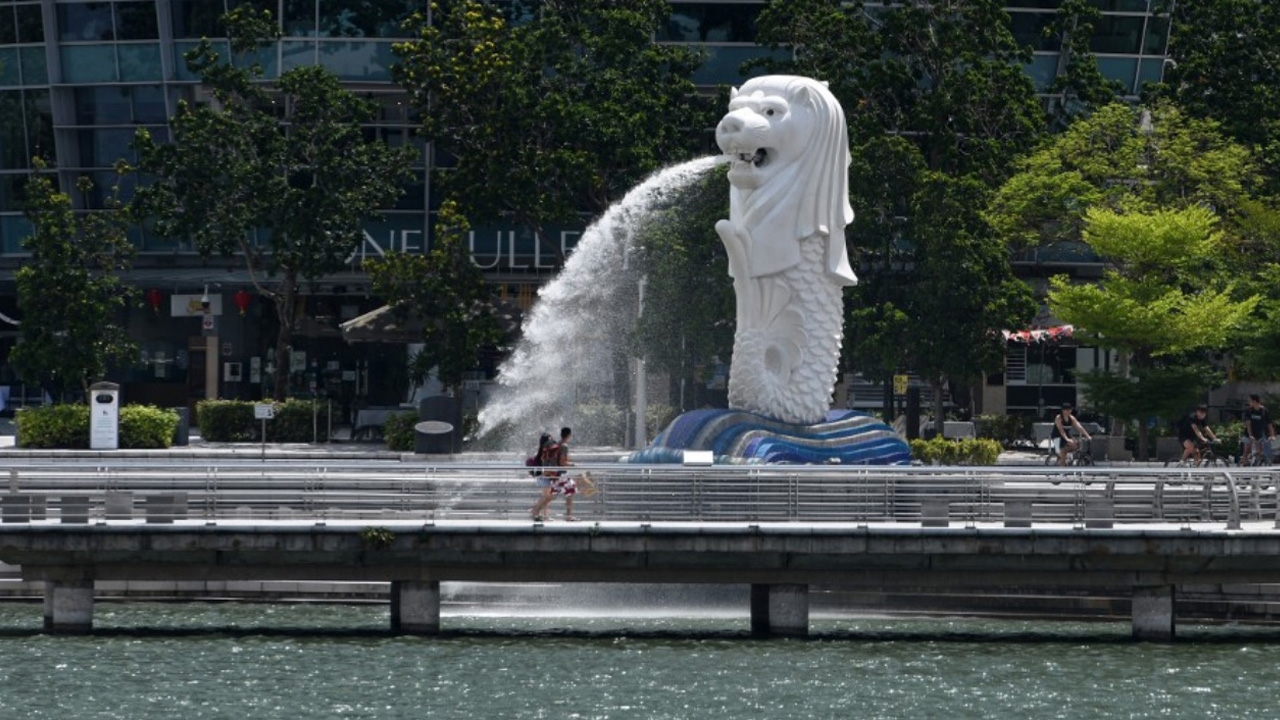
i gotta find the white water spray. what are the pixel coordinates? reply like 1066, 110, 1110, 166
477, 157, 721, 444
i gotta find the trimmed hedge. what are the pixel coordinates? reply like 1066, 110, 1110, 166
909, 437, 1002, 466
196, 399, 334, 442
16, 404, 178, 449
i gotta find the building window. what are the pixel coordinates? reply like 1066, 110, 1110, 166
659, 3, 763, 44
58, 2, 116, 42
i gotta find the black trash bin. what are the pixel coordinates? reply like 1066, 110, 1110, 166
415, 396, 462, 454
171, 407, 190, 447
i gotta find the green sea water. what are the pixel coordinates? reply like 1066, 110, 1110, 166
2, 602, 1279, 719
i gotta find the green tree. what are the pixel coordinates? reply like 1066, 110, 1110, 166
393, 0, 715, 263
133, 8, 417, 399
753, 0, 1043, 429
11, 161, 138, 400
1156, 0, 1280, 193
364, 200, 504, 395
1048, 206, 1258, 458
987, 102, 1262, 250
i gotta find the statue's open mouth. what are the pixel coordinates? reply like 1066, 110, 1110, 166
736, 149, 768, 167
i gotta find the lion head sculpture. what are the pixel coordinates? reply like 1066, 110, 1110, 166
716, 75, 856, 285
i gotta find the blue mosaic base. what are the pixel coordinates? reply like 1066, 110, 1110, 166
621, 409, 911, 465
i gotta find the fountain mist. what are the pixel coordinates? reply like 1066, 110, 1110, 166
477, 156, 721, 446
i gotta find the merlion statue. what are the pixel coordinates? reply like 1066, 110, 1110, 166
714, 75, 856, 425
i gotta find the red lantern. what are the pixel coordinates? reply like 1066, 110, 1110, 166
145, 289, 163, 314
233, 289, 252, 316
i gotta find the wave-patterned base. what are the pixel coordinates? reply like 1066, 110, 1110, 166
621, 409, 911, 465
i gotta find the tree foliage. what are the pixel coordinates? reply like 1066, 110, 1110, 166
1157, 0, 1280, 194
987, 102, 1262, 251
394, 0, 715, 262
364, 200, 504, 394
134, 7, 417, 399
1048, 206, 1257, 454
753, 0, 1042, 425
12, 161, 137, 400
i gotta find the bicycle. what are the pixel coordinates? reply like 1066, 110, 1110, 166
1044, 436, 1094, 467
1165, 440, 1223, 468
1240, 438, 1272, 467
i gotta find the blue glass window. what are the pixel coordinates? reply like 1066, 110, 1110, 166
659, 3, 762, 43
0, 48, 17, 85
320, 0, 416, 39
1137, 58, 1166, 90
1090, 15, 1144, 55
1144, 16, 1168, 55
78, 128, 137, 167
688, 45, 783, 86
0, 90, 25, 169
15, 4, 42, 44
285, 0, 317, 37
1024, 54, 1060, 92
281, 40, 316, 71
118, 43, 163, 81
1, 215, 34, 253
172, 0, 228, 39
319, 40, 394, 81
115, 2, 159, 41
1090, 0, 1150, 11
75, 86, 133, 125
20, 46, 47, 84
1096, 56, 1138, 94
58, 3, 115, 42
62, 45, 118, 83
74, 85, 167, 125
1010, 12, 1060, 52
0, 8, 16, 45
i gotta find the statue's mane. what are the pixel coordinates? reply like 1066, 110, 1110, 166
731, 76, 856, 284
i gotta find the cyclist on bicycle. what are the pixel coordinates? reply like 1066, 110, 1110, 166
1053, 402, 1091, 466
1242, 393, 1275, 465
1177, 405, 1219, 465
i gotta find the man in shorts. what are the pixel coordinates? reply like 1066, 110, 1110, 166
1243, 394, 1275, 465
1177, 405, 1218, 465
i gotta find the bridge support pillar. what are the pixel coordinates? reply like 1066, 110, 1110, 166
391, 580, 440, 635
750, 584, 808, 637
1132, 585, 1175, 642
43, 580, 94, 634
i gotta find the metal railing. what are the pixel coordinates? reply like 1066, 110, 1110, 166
0, 463, 1276, 529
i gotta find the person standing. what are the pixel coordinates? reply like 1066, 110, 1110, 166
1053, 402, 1091, 466
1243, 394, 1275, 464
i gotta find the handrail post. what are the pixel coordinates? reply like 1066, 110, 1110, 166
1222, 470, 1242, 530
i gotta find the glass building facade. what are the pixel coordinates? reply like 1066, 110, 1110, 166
0, 0, 1171, 412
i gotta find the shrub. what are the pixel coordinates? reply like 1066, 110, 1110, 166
269, 399, 334, 442
16, 404, 88, 448
383, 411, 419, 451
573, 401, 625, 446
119, 405, 178, 449
909, 437, 1002, 466
196, 399, 256, 442
647, 403, 679, 435
17, 403, 177, 449
974, 413, 1031, 448
196, 399, 334, 442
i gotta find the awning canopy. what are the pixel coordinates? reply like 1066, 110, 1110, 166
1002, 324, 1074, 344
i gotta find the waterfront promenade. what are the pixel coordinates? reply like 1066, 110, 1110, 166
1, 430, 1278, 641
